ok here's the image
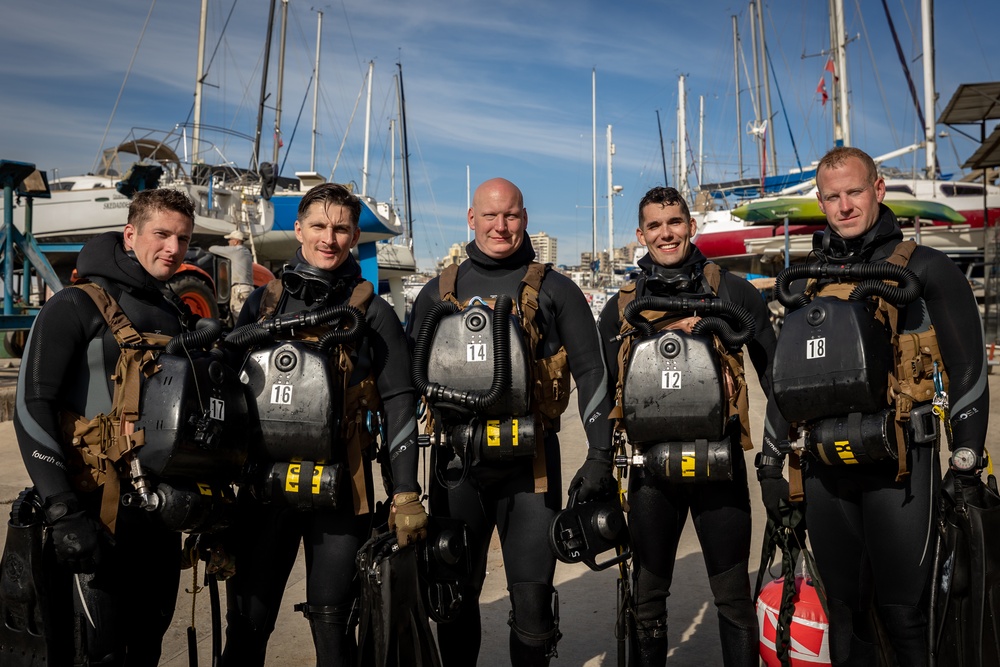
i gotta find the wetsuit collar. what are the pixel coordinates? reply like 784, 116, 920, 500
466, 235, 537, 271
815, 204, 903, 263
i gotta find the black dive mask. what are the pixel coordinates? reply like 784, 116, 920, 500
644, 265, 704, 297
281, 263, 345, 306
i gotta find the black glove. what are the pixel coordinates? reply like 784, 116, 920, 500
571, 449, 617, 502
45, 492, 103, 574
757, 465, 790, 525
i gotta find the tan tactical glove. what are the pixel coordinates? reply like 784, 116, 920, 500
389, 492, 428, 547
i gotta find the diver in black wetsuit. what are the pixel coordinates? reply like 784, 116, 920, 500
407, 177, 614, 666
12, 189, 195, 665
762, 146, 990, 665
580, 186, 788, 666
221, 183, 427, 666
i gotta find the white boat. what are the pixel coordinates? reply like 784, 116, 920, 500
3, 127, 273, 245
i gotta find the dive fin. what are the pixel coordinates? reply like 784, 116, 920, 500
932, 471, 1000, 667
358, 529, 442, 667
0, 488, 75, 666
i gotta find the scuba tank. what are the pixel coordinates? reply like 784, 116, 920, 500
230, 303, 368, 507
412, 294, 538, 465
772, 262, 921, 465
126, 318, 252, 533
616, 295, 755, 483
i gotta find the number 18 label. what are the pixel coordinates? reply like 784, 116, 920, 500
807, 338, 826, 359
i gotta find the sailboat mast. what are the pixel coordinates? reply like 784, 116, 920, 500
733, 15, 743, 179
272, 0, 288, 166
831, 0, 851, 146
921, 0, 936, 177
607, 124, 614, 277
749, 2, 762, 124
396, 62, 413, 241
678, 75, 688, 200
698, 95, 705, 189
390, 118, 396, 211
756, 0, 776, 174
192, 0, 208, 161
309, 10, 323, 172
592, 68, 597, 278
656, 109, 669, 186
253, 0, 277, 171
362, 61, 374, 197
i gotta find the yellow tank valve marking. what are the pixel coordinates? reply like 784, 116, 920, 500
312, 465, 323, 494
486, 420, 519, 447
286, 463, 301, 492
681, 455, 696, 477
197, 483, 213, 496
834, 441, 858, 464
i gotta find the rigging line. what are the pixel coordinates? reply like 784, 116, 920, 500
280, 72, 314, 175
184, 0, 240, 128
764, 44, 802, 173
877, 0, 927, 139
329, 70, 368, 182
91, 0, 158, 174
854, 0, 900, 149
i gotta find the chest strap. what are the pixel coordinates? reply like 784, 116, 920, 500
61, 282, 171, 533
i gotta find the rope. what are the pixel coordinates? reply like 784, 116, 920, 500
91, 0, 158, 175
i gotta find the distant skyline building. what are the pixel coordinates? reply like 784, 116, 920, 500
530, 231, 557, 265
436, 242, 467, 271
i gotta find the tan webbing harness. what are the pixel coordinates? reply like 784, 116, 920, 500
59, 281, 171, 534
607, 263, 753, 452
258, 278, 379, 515
786, 240, 949, 499
436, 262, 571, 493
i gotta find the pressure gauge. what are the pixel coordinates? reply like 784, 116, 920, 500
950, 447, 980, 473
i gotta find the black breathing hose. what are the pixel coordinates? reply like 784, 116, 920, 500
411, 295, 514, 410
224, 305, 366, 352
776, 262, 921, 311
165, 318, 224, 355
623, 296, 756, 350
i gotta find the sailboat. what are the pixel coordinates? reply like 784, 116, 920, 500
0, 3, 275, 266
690, 0, 998, 273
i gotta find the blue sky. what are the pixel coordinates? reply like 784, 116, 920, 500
2, 0, 997, 270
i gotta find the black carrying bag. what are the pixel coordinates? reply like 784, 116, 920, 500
931, 471, 1000, 667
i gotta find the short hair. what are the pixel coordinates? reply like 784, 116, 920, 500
816, 146, 879, 187
637, 186, 690, 226
128, 188, 195, 232
298, 182, 361, 227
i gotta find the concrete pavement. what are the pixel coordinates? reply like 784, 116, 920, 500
1, 360, 998, 665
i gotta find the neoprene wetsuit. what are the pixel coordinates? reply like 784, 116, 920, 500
780, 206, 989, 665
597, 248, 787, 667
14, 231, 186, 666
221, 251, 419, 667
407, 238, 614, 667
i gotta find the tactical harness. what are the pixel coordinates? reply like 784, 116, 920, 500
60, 282, 250, 534
257, 278, 380, 515
435, 262, 571, 494
783, 241, 948, 500
608, 263, 753, 454
59, 282, 172, 534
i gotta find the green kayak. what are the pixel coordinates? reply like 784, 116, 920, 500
731, 196, 966, 223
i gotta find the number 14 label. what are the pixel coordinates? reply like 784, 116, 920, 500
807, 338, 826, 359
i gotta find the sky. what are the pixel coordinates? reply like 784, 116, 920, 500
2, 0, 998, 271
